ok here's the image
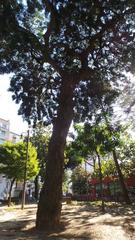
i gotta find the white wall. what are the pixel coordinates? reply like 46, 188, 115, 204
0, 174, 10, 200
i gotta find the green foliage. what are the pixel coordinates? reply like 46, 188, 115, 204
92, 159, 117, 178
91, 129, 135, 179
65, 142, 84, 169
0, 141, 39, 181
31, 124, 51, 180
118, 138, 135, 177
62, 170, 71, 194
71, 166, 90, 195
67, 123, 135, 179
0, 1, 135, 124
72, 122, 126, 157
65, 122, 122, 172
69, 123, 107, 160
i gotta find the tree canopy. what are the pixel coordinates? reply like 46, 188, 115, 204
0, 1, 135, 124
0, 141, 39, 181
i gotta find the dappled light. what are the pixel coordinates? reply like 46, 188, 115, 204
0, 203, 134, 240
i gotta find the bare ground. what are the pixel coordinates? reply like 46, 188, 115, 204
0, 202, 134, 240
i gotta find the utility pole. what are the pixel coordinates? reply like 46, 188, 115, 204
21, 129, 29, 210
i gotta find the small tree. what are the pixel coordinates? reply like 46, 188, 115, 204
118, 137, 135, 178
71, 166, 90, 195
92, 159, 117, 178
31, 124, 51, 199
0, 141, 39, 206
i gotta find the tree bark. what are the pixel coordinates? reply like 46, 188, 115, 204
34, 175, 39, 201
8, 178, 15, 207
36, 77, 76, 230
112, 149, 130, 204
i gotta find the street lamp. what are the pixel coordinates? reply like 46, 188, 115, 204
21, 129, 29, 210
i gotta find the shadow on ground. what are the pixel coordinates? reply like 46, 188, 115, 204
102, 204, 135, 237
0, 203, 134, 240
0, 204, 94, 240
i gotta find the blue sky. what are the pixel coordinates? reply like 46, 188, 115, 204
0, 74, 28, 134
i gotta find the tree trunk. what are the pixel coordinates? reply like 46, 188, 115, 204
112, 149, 130, 204
34, 175, 39, 201
8, 178, 15, 207
36, 77, 76, 230
96, 152, 105, 212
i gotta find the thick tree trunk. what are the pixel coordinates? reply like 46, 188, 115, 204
112, 150, 130, 204
96, 152, 105, 212
36, 77, 76, 230
34, 175, 39, 201
8, 178, 15, 207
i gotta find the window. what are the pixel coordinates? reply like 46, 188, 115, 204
2, 123, 8, 129
12, 136, 17, 143
0, 139, 4, 144
0, 130, 6, 136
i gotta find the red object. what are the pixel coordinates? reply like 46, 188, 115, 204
89, 176, 135, 186
89, 178, 99, 185
126, 177, 135, 186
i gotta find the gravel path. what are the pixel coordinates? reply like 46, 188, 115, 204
0, 203, 134, 240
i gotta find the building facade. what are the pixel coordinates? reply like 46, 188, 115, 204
0, 118, 20, 144
0, 118, 10, 144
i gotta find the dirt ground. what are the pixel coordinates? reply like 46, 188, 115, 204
0, 202, 134, 240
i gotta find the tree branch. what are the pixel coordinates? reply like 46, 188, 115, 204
80, 7, 135, 58
16, 23, 63, 75
77, 67, 95, 82
42, 0, 60, 45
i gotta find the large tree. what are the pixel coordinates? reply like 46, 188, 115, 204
0, 0, 135, 229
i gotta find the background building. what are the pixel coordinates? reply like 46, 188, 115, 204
0, 118, 10, 144
0, 117, 20, 144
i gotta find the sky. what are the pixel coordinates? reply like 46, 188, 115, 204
0, 74, 28, 134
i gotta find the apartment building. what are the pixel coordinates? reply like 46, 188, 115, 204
0, 118, 10, 144
0, 117, 20, 144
